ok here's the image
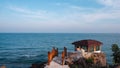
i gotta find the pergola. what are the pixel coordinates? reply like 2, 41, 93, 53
72, 39, 103, 52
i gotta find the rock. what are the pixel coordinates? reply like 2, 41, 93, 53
30, 62, 47, 68
91, 52, 106, 67
69, 52, 107, 68
69, 57, 88, 68
44, 61, 69, 68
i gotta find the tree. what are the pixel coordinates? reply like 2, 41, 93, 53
112, 44, 119, 53
111, 44, 120, 64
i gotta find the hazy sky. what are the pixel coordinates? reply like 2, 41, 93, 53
0, 0, 120, 33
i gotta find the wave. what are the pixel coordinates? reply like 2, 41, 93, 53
0, 54, 47, 64
20, 54, 37, 58
0, 47, 39, 50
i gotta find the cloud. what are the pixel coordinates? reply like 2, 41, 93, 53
8, 5, 53, 19
81, 9, 120, 23
97, 0, 120, 8
1, 0, 120, 33
65, 0, 120, 23
2, 1, 120, 33
7, 2, 120, 24
9, 6, 31, 14
69, 5, 95, 11
97, 0, 113, 6
85, 0, 120, 22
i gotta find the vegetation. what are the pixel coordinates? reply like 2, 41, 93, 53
86, 58, 93, 64
111, 44, 120, 64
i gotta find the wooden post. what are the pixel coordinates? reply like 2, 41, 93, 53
51, 47, 56, 58
48, 51, 50, 65
64, 47, 67, 57
56, 48, 58, 56
61, 51, 65, 65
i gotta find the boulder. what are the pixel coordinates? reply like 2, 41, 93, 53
91, 52, 106, 67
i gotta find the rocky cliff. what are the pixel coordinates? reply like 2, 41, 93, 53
91, 52, 106, 67
69, 52, 107, 68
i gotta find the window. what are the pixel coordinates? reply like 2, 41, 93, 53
90, 46, 94, 52
96, 46, 100, 51
81, 45, 88, 52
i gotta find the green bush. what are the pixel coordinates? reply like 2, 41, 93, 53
86, 58, 93, 63
112, 44, 119, 53
111, 44, 120, 64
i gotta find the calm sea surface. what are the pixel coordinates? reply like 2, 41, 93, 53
0, 33, 120, 68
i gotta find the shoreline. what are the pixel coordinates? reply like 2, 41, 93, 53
0, 62, 118, 68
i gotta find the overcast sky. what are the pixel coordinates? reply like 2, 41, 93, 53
0, 0, 120, 33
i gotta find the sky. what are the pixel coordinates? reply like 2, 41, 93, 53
0, 0, 120, 33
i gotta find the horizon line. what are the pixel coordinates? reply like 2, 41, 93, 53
0, 32, 120, 34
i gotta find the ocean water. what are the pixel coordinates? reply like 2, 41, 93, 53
0, 33, 120, 68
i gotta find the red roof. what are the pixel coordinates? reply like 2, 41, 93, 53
72, 39, 103, 46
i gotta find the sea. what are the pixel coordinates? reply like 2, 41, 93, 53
0, 33, 120, 68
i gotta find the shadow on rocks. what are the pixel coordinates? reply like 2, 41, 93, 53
30, 62, 47, 68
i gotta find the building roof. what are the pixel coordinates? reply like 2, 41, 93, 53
72, 39, 103, 46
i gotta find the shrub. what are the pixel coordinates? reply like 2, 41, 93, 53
111, 44, 120, 64
86, 58, 93, 64
112, 44, 119, 53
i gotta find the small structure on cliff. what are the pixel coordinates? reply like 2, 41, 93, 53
72, 39, 103, 59
72, 39, 102, 53
72, 39, 106, 67
44, 39, 106, 68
